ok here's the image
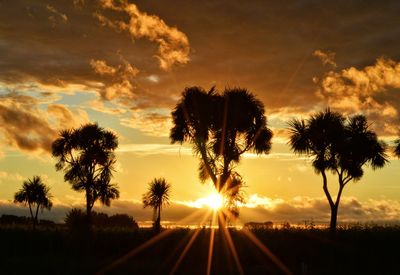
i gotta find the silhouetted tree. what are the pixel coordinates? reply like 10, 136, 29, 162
52, 123, 119, 226
142, 178, 171, 231
170, 87, 272, 220
14, 176, 53, 229
394, 138, 400, 157
288, 109, 387, 234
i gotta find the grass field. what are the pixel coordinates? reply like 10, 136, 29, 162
0, 225, 399, 275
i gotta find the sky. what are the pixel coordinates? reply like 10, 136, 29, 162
1, 0, 400, 225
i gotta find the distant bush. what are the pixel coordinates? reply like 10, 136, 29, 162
281, 222, 291, 229
0, 214, 31, 225
65, 208, 86, 230
107, 214, 138, 228
65, 208, 139, 230
38, 219, 55, 227
244, 221, 274, 230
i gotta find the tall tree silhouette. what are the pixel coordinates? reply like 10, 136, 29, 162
170, 86, 272, 221
394, 138, 400, 157
14, 176, 53, 229
52, 123, 119, 225
142, 178, 171, 231
288, 109, 387, 233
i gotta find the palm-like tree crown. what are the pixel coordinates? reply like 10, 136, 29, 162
288, 109, 387, 177
14, 176, 52, 228
142, 178, 171, 211
393, 137, 400, 159
170, 87, 272, 188
14, 176, 53, 210
52, 123, 119, 212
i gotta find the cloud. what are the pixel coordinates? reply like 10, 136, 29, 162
238, 194, 400, 224
0, 92, 89, 155
47, 104, 89, 129
90, 58, 140, 101
120, 110, 172, 137
46, 4, 68, 27
116, 143, 192, 156
2, 0, 400, 139
88, 99, 128, 115
0, 171, 24, 183
90, 59, 117, 75
97, 0, 190, 70
0, 0, 189, 112
313, 50, 337, 67
316, 57, 400, 135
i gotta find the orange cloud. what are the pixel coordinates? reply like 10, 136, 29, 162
316, 57, 400, 136
97, 0, 190, 70
120, 110, 172, 137
313, 50, 337, 67
0, 93, 89, 155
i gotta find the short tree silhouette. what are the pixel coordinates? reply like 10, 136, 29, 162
288, 109, 387, 234
142, 178, 171, 231
52, 123, 119, 226
170, 87, 272, 221
14, 176, 53, 229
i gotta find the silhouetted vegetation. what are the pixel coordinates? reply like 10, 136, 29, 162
288, 109, 387, 234
65, 208, 138, 231
52, 123, 120, 226
13, 176, 53, 229
244, 221, 274, 230
170, 87, 272, 219
142, 178, 171, 231
0, 214, 32, 225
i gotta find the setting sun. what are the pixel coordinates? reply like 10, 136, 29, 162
183, 191, 225, 210
203, 192, 224, 210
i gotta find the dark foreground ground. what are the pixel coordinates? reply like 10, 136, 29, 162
0, 226, 399, 275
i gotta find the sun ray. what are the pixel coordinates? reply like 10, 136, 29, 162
96, 228, 173, 275
220, 208, 293, 275
206, 210, 217, 275
241, 228, 293, 275
96, 207, 208, 274
169, 229, 202, 275
169, 210, 212, 275
218, 211, 245, 275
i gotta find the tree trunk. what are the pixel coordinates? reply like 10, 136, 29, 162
198, 141, 217, 185
34, 204, 40, 229
330, 205, 338, 235
330, 182, 345, 236
86, 188, 92, 228
154, 205, 161, 232
28, 203, 35, 229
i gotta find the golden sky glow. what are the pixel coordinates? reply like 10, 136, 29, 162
1, 0, 400, 225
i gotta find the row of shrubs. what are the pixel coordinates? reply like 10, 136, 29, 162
65, 209, 139, 229
0, 210, 139, 230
